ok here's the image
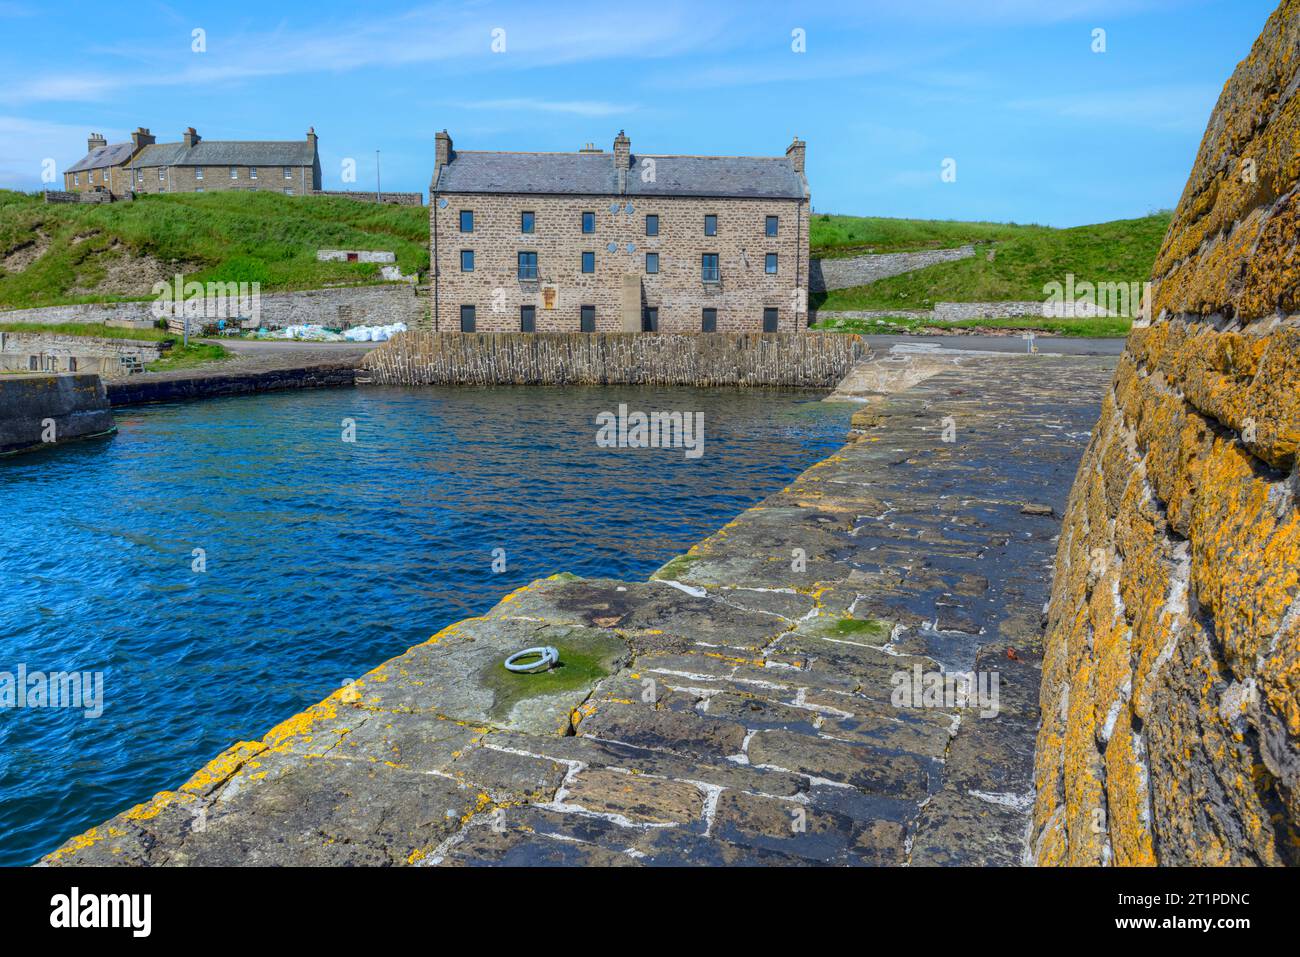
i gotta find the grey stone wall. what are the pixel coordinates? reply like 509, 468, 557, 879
0, 284, 427, 333
810, 245, 975, 292
0, 331, 165, 375
0, 374, 116, 455
363, 331, 865, 387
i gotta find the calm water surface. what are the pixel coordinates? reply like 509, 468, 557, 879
0, 385, 850, 865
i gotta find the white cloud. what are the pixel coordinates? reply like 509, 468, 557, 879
0, 115, 119, 191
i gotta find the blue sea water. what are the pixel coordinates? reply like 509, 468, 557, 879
0, 384, 850, 866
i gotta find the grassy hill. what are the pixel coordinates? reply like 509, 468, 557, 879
0, 190, 428, 310
809, 215, 1043, 258
811, 212, 1171, 313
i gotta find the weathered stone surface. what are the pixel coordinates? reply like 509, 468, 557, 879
44, 353, 1112, 867
1031, 0, 1300, 866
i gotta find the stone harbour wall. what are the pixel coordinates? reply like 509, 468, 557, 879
362, 331, 867, 387
0, 374, 116, 455
0, 283, 426, 333
809, 244, 975, 292
1031, 0, 1300, 866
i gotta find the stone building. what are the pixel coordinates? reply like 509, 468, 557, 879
130, 127, 321, 195
428, 130, 810, 333
63, 128, 157, 197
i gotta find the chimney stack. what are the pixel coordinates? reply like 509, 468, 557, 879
131, 127, 155, 151
182, 127, 201, 148
434, 129, 453, 178
87, 133, 107, 153
786, 135, 806, 175
306, 126, 318, 149
613, 130, 630, 170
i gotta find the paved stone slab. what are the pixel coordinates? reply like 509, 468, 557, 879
44, 354, 1114, 867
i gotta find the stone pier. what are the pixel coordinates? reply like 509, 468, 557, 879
42, 353, 1115, 866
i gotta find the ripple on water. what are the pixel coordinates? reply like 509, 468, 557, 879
0, 384, 850, 864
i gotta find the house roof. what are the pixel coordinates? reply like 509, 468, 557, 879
435, 151, 805, 199
131, 140, 317, 169
66, 142, 136, 173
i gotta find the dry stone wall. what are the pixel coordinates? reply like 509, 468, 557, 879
363, 331, 866, 387
1032, 0, 1300, 866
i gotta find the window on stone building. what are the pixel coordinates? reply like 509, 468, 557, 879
763, 307, 779, 332
195, 168, 204, 180
250, 167, 258, 179
580, 305, 596, 332
645, 214, 659, 236
766, 215, 779, 237
196, 188, 204, 193
520, 305, 536, 332
704, 214, 717, 236
284, 167, 292, 179
460, 210, 474, 232
521, 211, 535, 233
581, 251, 595, 274
646, 253, 659, 274
642, 307, 658, 333
461, 250, 475, 272
159, 168, 165, 181
230, 167, 238, 179
460, 305, 476, 332
765, 253, 778, 274
701, 253, 720, 282
518, 251, 538, 280
701, 308, 717, 332
284, 188, 293, 195
73, 173, 78, 185
581, 211, 595, 234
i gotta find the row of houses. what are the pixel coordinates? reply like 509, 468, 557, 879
65, 127, 322, 197
64, 126, 813, 333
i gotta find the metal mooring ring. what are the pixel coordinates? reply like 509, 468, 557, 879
504, 646, 559, 674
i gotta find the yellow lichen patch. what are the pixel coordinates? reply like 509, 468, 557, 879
179, 740, 267, 794
1103, 709, 1157, 866
124, 791, 177, 822
262, 700, 341, 752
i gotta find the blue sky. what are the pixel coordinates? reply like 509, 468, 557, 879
0, 0, 1279, 225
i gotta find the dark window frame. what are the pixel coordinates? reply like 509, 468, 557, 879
518, 251, 538, 280
765, 252, 778, 275
460, 305, 476, 332
765, 215, 779, 237
645, 214, 659, 236
701, 253, 720, 283
521, 211, 535, 233
762, 307, 779, 333
642, 307, 659, 333
459, 209, 474, 233
580, 304, 596, 332
704, 213, 717, 236
581, 211, 596, 234
581, 251, 595, 274
701, 307, 717, 333
460, 249, 475, 272
645, 252, 659, 274
520, 305, 536, 332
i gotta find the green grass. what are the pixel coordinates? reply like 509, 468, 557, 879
812, 213, 1170, 313
0, 190, 428, 310
809, 214, 1041, 258
0, 320, 171, 340
146, 341, 229, 371
811, 313, 1132, 338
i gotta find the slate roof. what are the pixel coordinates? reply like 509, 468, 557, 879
436, 151, 804, 199
66, 142, 136, 173
131, 140, 317, 168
